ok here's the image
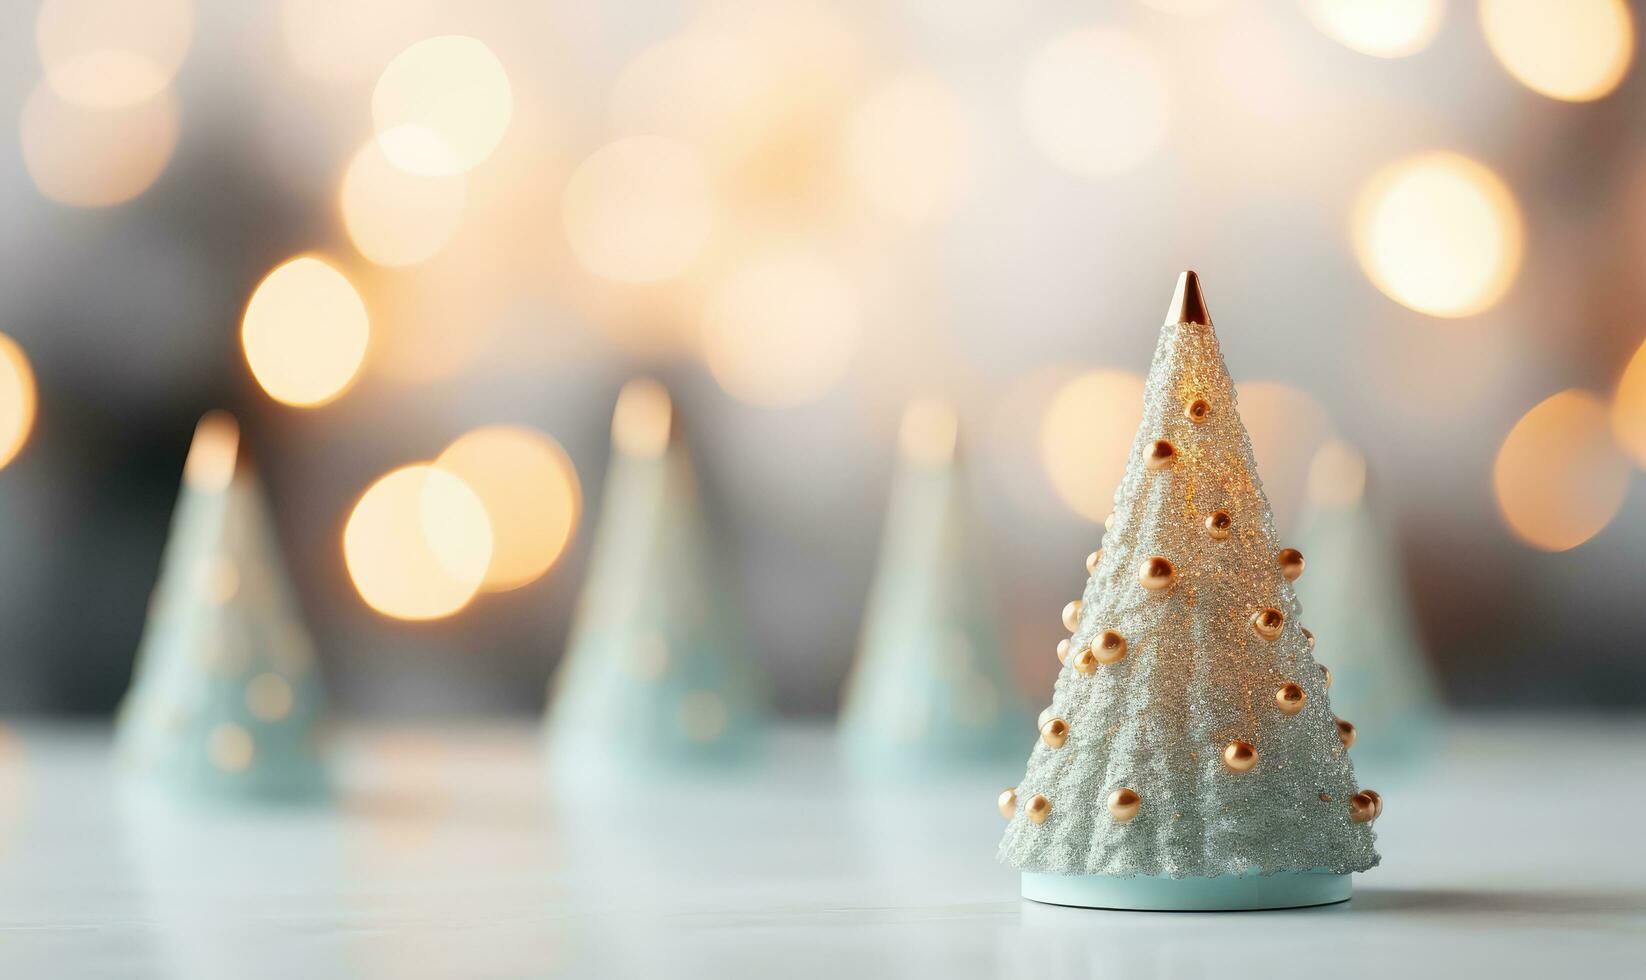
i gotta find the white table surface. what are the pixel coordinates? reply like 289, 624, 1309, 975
0, 718, 1641, 979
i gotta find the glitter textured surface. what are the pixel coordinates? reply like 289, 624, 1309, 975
999, 317, 1379, 878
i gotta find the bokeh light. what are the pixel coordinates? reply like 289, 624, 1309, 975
1480, 0, 1635, 102
245, 673, 294, 722
241, 256, 370, 407
1138, 0, 1227, 12
36, 0, 192, 109
1612, 336, 1646, 468
562, 136, 714, 284
19, 82, 179, 208
372, 35, 513, 176
609, 33, 769, 152
1021, 28, 1169, 179
181, 411, 239, 493
612, 378, 674, 458
1038, 370, 1145, 523
845, 73, 976, 222
208, 723, 254, 772
343, 464, 494, 620
1494, 390, 1630, 551
281, 0, 437, 84
0, 335, 39, 471
1352, 151, 1523, 319
899, 398, 959, 466
702, 252, 861, 407
340, 138, 466, 267
1236, 382, 1336, 530
434, 426, 580, 592
1301, 0, 1443, 58
1305, 438, 1369, 510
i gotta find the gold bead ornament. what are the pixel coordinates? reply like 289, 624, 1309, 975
1108, 787, 1141, 822
1205, 509, 1232, 540
1027, 794, 1052, 824
1302, 626, 1316, 652
1250, 607, 1285, 640
1056, 638, 1071, 665
998, 788, 1017, 819
1139, 556, 1177, 591
1185, 398, 1211, 423
1145, 439, 1177, 470
1095, 629, 1128, 664
1062, 599, 1083, 631
1086, 549, 1102, 573
1361, 789, 1383, 819
1275, 682, 1306, 715
1073, 647, 1100, 674
1349, 791, 1377, 823
1040, 718, 1069, 749
1277, 547, 1304, 582
1222, 740, 1258, 772
1320, 663, 1332, 689
1335, 717, 1356, 748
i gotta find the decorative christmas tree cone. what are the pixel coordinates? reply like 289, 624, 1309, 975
840, 399, 1030, 777
545, 380, 764, 783
1295, 442, 1440, 787
115, 412, 328, 802
1000, 273, 1381, 911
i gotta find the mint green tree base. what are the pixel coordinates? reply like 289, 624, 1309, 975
1022, 869, 1351, 911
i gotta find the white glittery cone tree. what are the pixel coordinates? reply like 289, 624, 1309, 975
546, 380, 765, 781
840, 400, 1030, 776
1000, 274, 1380, 911
116, 412, 327, 801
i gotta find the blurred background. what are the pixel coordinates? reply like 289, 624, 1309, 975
0, 0, 1642, 721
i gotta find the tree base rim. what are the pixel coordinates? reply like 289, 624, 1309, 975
1021, 868, 1352, 911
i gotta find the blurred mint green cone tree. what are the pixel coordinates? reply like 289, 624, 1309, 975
840, 399, 1030, 776
545, 380, 765, 781
116, 412, 328, 801
1296, 440, 1441, 786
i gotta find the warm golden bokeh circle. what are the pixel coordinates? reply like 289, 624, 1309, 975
1305, 438, 1369, 511
1038, 370, 1145, 523
19, 82, 179, 208
343, 464, 494, 620
1494, 390, 1631, 551
1237, 382, 1336, 531
846, 73, 975, 222
281, 0, 438, 83
435, 426, 581, 592
1612, 337, 1646, 469
1301, 0, 1444, 58
340, 139, 466, 267
609, 32, 771, 154
241, 256, 371, 408
1480, 0, 1635, 102
35, 0, 193, 108
0, 334, 39, 471
1352, 151, 1523, 319
562, 136, 715, 284
372, 35, 513, 176
702, 252, 861, 406
1021, 28, 1169, 179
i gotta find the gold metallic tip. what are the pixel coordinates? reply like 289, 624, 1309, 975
612, 377, 674, 458
1164, 270, 1212, 327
